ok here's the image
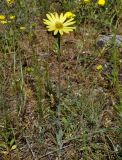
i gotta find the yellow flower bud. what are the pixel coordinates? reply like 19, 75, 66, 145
98, 0, 105, 6
0, 20, 8, 24
96, 65, 103, 70
9, 15, 15, 20
0, 15, 5, 20
64, 12, 75, 19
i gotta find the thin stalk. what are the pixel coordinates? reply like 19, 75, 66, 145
57, 34, 61, 115
57, 34, 63, 159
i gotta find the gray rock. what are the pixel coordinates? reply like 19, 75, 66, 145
97, 35, 122, 48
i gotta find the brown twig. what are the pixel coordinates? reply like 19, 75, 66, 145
40, 144, 73, 158
23, 132, 38, 160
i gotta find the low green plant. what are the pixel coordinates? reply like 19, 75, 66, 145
0, 129, 17, 159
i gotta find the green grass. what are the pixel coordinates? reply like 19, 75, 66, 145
0, 0, 122, 159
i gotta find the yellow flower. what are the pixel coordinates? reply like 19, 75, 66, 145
6, 0, 14, 5
64, 12, 75, 19
20, 26, 26, 30
0, 15, 5, 20
97, 0, 105, 6
96, 65, 103, 70
84, 0, 90, 3
43, 12, 76, 35
9, 15, 15, 20
0, 20, 8, 24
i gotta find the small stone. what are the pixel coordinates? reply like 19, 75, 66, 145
97, 35, 122, 48
37, 52, 50, 59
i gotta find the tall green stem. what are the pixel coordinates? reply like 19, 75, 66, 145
57, 34, 61, 114
57, 34, 62, 159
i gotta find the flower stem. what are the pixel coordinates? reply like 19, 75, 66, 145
57, 33, 62, 159
57, 34, 61, 110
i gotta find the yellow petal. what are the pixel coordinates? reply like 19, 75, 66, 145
50, 13, 57, 21
63, 28, 73, 32
43, 19, 55, 26
63, 19, 76, 26
60, 13, 66, 23
59, 29, 63, 35
54, 29, 58, 35
47, 26, 55, 31
55, 13, 59, 20
64, 26, 76, 29
46, 13, 55, 23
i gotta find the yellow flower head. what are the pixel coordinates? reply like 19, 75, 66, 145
6, 0, 14, 5
97, 0, 105, 6
0, 20, 8, 24
43, 12, 76, 35
96, 65, 103, 70
9, 15, 15, 20
84, 0, 90, 3
64, 12, 75, 19
0, 15, 5, 20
